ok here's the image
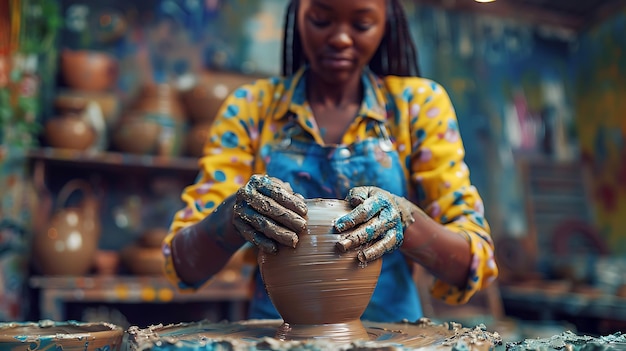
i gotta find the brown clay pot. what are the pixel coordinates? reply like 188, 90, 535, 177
134, 83, 186, 122
61, 49, 118, 92
0, 321, 124, 350
180, 70, 258, 124
111, 115, 162, 154
32, 179, 101, 276
139, 227, 168, 248
112, 83, 187, 156
44, 114, 96, 150
121, 244, 165, 275
258, 198, 382, 343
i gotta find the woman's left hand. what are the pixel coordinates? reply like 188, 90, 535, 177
335, 186, 418, 263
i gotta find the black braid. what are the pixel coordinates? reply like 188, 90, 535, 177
371, 0, 420, 77
281, 0, 420, 77
281, 0, 304, 76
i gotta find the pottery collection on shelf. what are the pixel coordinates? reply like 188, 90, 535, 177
46, 59, 263, 158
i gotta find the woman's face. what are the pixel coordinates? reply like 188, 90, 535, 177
297, 0, 386, 84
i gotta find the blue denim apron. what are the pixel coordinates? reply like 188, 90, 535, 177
250, 118, 422, 323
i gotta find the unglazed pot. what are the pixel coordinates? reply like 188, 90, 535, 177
44, 96, 96, 150
44, 114, 96, 150
111, 115, 162, 154
0, 320, 124, 351
112, 83, 186, 156
61, 49, 118, 92
258, 198, 382, 343
133, 83, 186, 122
180, 70, 258, 124
121, 244, 165, 276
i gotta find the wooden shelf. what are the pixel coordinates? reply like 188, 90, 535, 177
501, 284, 626, 322
30, 275, 251, 321
27, 147, 199, 173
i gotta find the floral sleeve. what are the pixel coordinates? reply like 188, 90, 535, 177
162, 80, 273, 291
408, 80, 498, 304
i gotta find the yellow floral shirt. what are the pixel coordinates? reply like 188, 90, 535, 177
163, 67, 498, 305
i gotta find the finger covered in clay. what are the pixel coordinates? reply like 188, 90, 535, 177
357, 224, 404, 263
236, 183, 307, 235
248, 175, 307, 217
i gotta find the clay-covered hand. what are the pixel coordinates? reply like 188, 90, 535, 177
335, 186, 418, 263
232, 174, 308, 254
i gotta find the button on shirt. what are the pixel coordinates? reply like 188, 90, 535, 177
162, 67, 499, 305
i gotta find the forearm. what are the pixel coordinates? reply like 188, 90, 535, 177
400, 209, 472, 288
171, 195, 246, 285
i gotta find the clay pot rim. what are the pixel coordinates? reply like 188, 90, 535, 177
304, 198, 347, 206
0, 320, 124, 341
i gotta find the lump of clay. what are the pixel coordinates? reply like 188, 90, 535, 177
506, 331, 626, 351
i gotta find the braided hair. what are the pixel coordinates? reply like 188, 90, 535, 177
281, 0, 420, 77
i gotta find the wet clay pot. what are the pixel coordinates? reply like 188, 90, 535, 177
0, 320, 124, 351
258, 198, 383, 343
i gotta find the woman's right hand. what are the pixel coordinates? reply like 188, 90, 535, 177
232, 174, 308, 254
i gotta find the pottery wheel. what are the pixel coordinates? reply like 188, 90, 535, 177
128, 318, 501, 351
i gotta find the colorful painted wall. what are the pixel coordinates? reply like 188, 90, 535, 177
403, 4, 578, 239
573, 8, 626, 253
0, 0, 61, 321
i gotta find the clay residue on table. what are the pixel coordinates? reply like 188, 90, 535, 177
127, 318, 502, 351
0, 320, 121, 339
506, 331, 626, 351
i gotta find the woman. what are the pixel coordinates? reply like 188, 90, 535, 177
163, 0, 498, 322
